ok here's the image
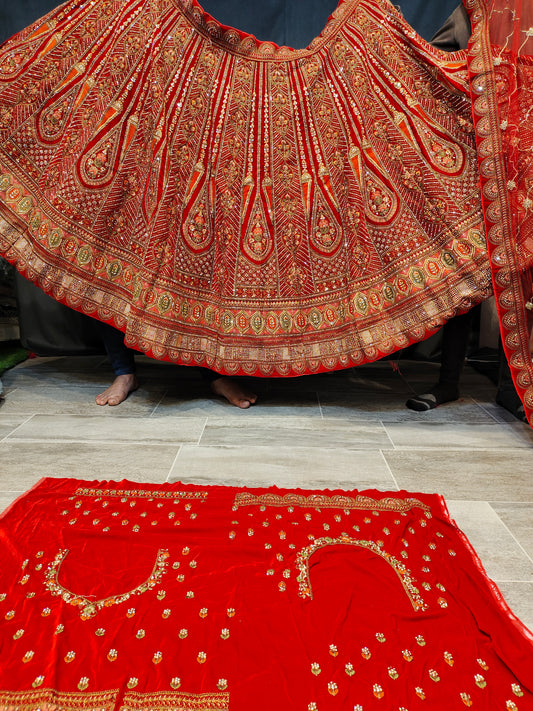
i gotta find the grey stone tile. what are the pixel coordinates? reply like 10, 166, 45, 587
0, 384, 163, 416
383, 421, 533, 449
154, 389, 321, 418
1, 357, 184, 392
319, 393, 494, 423
169, 446, 396, 490
0, 441, 180, 486
477, 401, 527, 424
1, 365, 112, 389
383, 450, 533, 500
199, 416, 392, 449
0, 414, 33, 440
495, 582, 533, 633
446, 501, 533, 582
10, 355, 107, 372
5, 414, 206, 444
490, 503, 533, 561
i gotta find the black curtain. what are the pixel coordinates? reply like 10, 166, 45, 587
2, 0, 461, 46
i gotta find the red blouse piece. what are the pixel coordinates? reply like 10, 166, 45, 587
0, 478, 531, 709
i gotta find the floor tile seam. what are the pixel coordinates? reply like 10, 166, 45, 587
316, 392, 325, 419
180, 443, 395, 451
2, 437, 192, 446
149, 390, 170, 417
4, 384, 117, 391
197, 418, 208, 444
384, 444, 533, 451
165, 445, 183, 483
377, 450, 400, 491
1, 412, 160, 418
475, 400, 510, 423
384, 446, 533, 454
0, 414, 35, 442
487, 503, 533, 568
488, 500, 533, 506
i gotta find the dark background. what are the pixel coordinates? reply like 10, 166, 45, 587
1, 0, 460, 46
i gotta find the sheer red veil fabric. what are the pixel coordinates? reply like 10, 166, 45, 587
466, 0, 533, 423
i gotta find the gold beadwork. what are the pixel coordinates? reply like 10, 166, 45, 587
44, 549, 169, 619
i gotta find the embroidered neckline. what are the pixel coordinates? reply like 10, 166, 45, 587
296, 536, 428, 611
176, 0, 362, 60
44, 548, 169, 619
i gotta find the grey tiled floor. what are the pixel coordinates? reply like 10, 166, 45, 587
1, 354, 532, 631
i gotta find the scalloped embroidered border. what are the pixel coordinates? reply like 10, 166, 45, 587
176, 0, 356, 60
0, 688, 119, 710
0, 689, 229, 710
233, 492, 431, 512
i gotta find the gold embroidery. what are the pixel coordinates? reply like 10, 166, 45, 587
74, 487, 208, 501
44, 549, 169, 619
121, 690, 229, 710
234, 492, 431, 512
179, 0, 354, 60
0, 688, 119, 710
296, 535, 428, 611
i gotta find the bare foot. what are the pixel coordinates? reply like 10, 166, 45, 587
210, 376, 257, 409
95, 374, 138, 406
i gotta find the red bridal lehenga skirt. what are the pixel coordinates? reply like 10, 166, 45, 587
0, 478, 532, 709
0, 0, 532, 420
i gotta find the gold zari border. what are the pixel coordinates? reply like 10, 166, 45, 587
74, 487, 208, 501
0, 689, 228, 711
234, 492, 431, 512
121, 690, 230, 710
0, 688, 119, 711
295, 535, 428, 611
44, 549, 169, 619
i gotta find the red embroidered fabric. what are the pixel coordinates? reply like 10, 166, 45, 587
465, 0, 533, 423
0, 478, 531, 710
0, 0, 493, 378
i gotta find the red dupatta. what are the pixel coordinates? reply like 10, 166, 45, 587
466, 0, 533, 423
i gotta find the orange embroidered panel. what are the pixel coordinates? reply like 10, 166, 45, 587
0, 0, 491, 375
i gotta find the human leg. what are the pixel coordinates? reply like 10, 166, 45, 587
406, 309, 475, 411
200, 368, 258, 409
95, 322, 138, 406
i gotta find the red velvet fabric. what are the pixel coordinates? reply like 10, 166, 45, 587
0, 478, 531, 709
